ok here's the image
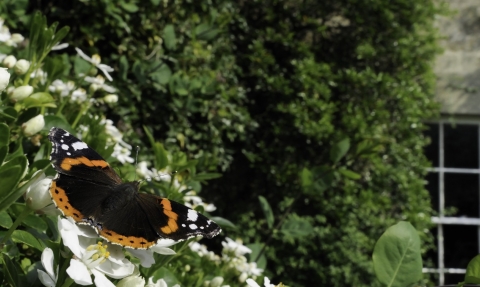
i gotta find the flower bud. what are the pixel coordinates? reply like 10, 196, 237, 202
3, 55, 16, 68
22, 114, 45, 137
103, 94, 118, 103
25, 173, 53, 210
9, 85, 33, 102
14, 59, 30, 75
0, 68, 10, 92
10, 33, 24, 44
210, 277, 224, 287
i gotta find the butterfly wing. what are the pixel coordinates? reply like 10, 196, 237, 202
48, 127, 121, 223
137, 193, 222, 241
48, 127, 122, 185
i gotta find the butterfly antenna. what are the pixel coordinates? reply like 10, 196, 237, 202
134, 146, 140, 181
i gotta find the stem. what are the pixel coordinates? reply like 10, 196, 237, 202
0, 205, 33, 247
71, 103, 90, 129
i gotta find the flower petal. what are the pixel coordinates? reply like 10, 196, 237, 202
128, 249, 155, 268
67, 259, 93, 285
37, 270, 55, 287
246, 279, 261, 287
91, 269, 116, 287
150, 246, 176, 255
104, 243, 126, 264
97, 258, 134, 279
41, 247, 55, 279
75, 47, 93, 62
58, 217, 82, 257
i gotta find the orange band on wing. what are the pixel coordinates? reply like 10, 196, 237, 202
99, 229, 156, 249
49, 180, 84, 221
159, 199, 179, 234
60, 157, 109, 171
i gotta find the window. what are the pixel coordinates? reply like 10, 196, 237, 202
424, 121, 480, 284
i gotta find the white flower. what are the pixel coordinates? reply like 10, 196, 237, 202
10, 33, 24, 45
75, 47, 114, 81
112, 143, 134, 164
37, 248, 58, 287
0, 18, 12, 43
3, 55, 16, 68
71, 88, 87, 103
210, 276, 224, 287
25, 171, 54, 211
84, 75, 116, 93
136, 161, 156, 179
0, 67, 10, 92
128, 239, 177, 268
31, 68, 48, 84
10, 85, 33, 102
117, 274, 175, 287
58, 217, 134, 286
222, 237, 252, 257
184, 191, 217, 212
22, 115, 45, 137
246, 277, 275, 287
14, 59, 30, 75
49, 80, 76, 97
189, 242, 221, 263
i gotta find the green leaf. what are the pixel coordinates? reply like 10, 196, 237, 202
210, 216, 236, 229
372, 221, 423, 287
338, 168, 361, 180
119, 55, 129, 80
0, 167, 46, 213
0, 166, 22, 204
464, 255, 480, 284
0, 145, 8, 165
0, 123, 9, 146
258, 196, 274, 229
0, 210, 13, 228
11, 230, 44, 251
300, 168, 313, 189
23, 214, 48, 232
151, 267, 180, 287
0, 107, 18, 122
150, 63, 172, 85
23, 92, 56, 109
3, 254, 19, 287
43, 115, 71, 132
246, 243, 267, 269
120, 2, 139, 13
330, 138, 350, 163
150, 0, 161, 4
163, 25, 177, 51
280, 214, 313, 239
143, 126, 169, 170
194, 23, 220, 41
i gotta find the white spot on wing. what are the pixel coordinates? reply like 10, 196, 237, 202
67, 152, 71, 155
64, 132, 70, 136
61, 144, 69, 150
72, 141, 88, 150
182, 224, 186, 227
187, 209, 198, 222
189, 224, 198, 230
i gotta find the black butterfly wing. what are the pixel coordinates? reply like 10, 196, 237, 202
137, 193, 222, 241
48, 127, 122, 185
48, 127, 121, 224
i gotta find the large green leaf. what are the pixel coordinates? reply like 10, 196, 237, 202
0, 210, 13, 228
3, 254, 19, 287
246, 243, 267, 269
464, 255, 480, 284
11, 230, 45, 251
210, 216, 236, 229
372, 221, 423, 287
0, 145, 8, 165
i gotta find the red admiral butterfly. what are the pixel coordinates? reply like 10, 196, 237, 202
48, 127, 221, 249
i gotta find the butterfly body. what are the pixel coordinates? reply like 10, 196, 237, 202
48, 127, 221, 249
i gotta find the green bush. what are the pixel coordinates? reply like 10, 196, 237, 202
0, 0, 447, 286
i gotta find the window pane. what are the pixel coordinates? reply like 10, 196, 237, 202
426, 172, 439, 213
424, 123, 439, 167
444, 225, 477, 268
444, 124, 479, 168
445, 173, 479, 217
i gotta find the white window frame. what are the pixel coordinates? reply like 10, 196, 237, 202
423, 119, 480, 285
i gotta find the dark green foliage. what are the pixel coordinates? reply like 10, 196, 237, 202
1, 0, 446, 285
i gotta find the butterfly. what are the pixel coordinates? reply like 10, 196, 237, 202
48, 127, 221, 249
